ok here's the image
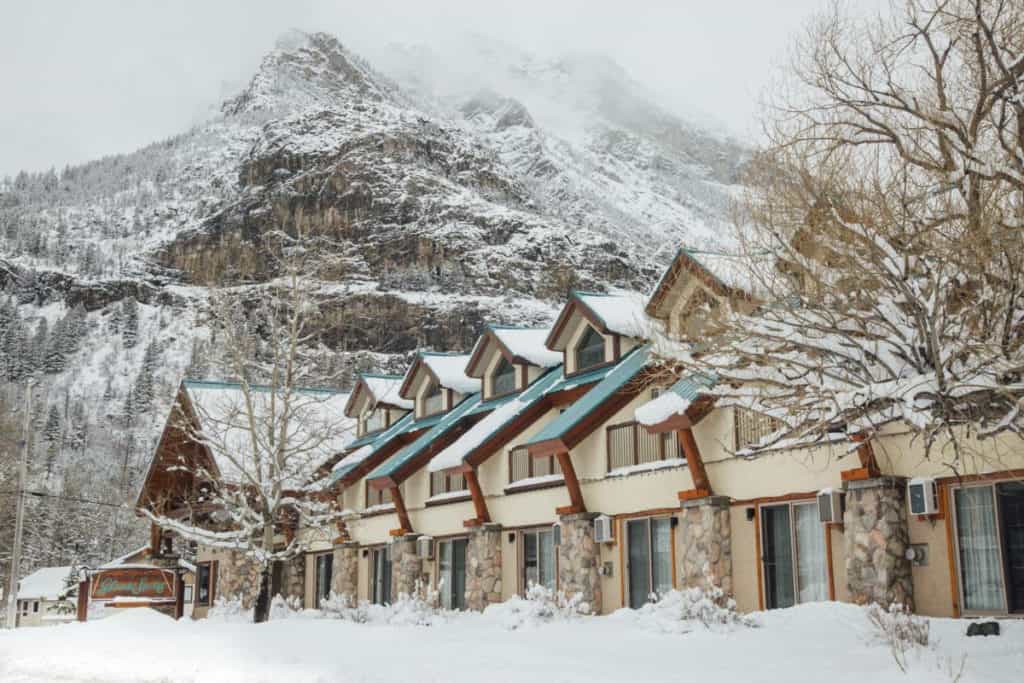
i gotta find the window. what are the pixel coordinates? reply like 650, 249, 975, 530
492, 356, 517, 397
183, 585, 193, 605
760, 502, 828, 609
195, 562, 212, 606
19, 601, 28, 616
363, 408, 386, 434
574, 326, 606, 372
626, 517, 673, 608
438, 538, 468, 610
734, 408, 782, 450
314, 553, 333, 608
522, 528, 556, 591
953, 481, 1024, 614
370, 547, 392, 605
366, 482, 394, 509
606, 421, 682, 471
509, 445, 562, 485
33, 601, 39, 613
423, 382, 444, 416
430, 470, 468, 497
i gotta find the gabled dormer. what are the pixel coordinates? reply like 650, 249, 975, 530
545, 291, 648, 377
399, 352, 481, 419
645, 248, 757, 339
465, 325, 561, 401
344, 374, 413, 439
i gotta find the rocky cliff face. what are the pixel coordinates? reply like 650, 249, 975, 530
0, 30, 746, 573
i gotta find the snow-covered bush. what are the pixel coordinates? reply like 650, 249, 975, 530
269, 594, 303, 620
206, 595, 247, 622
865, 603, 930, 674
482, 583, 589, 630
382, 582, 447, 627
319, 592, 370, 624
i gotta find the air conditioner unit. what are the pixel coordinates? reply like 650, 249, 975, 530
552, 522, 561, 547
417, 536, 435, 560
817, 488, 845, 524
908, 478, 939, 515
593, 514, 613, 543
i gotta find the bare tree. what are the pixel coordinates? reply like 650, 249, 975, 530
142, 231, 354, 623
655, 0, 1024, 473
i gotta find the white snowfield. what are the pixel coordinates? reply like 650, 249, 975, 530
0, 602, 1018, 682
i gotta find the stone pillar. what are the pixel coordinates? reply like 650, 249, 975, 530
844, 477, 913, 609
466, 523, 502, 610
331, 542, 360, 600
557, 512, 601, 614
215, 550, 261, 608
678, 495, 733, 595
390, 535, 425, 599
279, 554, 305, 602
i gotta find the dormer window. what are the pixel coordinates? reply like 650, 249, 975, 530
423, 381, 444, 416
492, 356, 517, 398
575, 326, 605, 372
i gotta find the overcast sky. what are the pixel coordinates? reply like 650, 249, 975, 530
0, 1, 836, 178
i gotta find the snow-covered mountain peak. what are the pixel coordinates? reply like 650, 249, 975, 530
222, 31, 395, 117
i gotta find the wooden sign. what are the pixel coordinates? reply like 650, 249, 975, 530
91, 568, 176, 601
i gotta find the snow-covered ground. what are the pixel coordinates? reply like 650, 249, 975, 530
0, 601, 1019, 682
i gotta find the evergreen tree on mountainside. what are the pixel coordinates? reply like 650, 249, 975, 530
132, 340, 159, 413
44, 317, 66, 373
44, 405, 61, 476
30, 317, 47, 376
121, 297, 139, 349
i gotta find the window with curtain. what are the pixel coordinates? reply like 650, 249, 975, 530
370, 548, 391, 605
509, 446, 562, 484
955, 486, 1005, 612
364, 408, 385, 433
492, 356, 517, 397
438, 538, 468, 610
522, 528, 556, 590
574, 326, 605, 372
761, 501, 827, 609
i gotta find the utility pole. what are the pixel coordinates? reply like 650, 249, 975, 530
5, 381, 32, 629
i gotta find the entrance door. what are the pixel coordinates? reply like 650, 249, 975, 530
626, 517, 672, 608
438, 538, 468, 610
998, 482, 1024, 612
761, 502, 828, 609
371, 548, 392, 605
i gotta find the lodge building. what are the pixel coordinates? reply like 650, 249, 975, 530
137, 248, 1024, 620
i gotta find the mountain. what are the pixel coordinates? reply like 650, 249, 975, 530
0, 30, 747, 577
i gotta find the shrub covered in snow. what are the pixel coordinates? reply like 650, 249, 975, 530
377, 583, 448, 627
865, 603, 930, 674
269, 595, 303, 620
482, 583, 590, 630
206, 595, 247, 622
318, 592, 370, 623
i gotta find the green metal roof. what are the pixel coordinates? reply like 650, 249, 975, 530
668, 371, 717, 401
366, 393, 484, 482
526, 345, 650, 446
327, 409, 445, 487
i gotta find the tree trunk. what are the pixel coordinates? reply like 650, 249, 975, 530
253, 564, 272, 623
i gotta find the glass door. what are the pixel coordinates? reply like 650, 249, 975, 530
761, 502, 828, 609
371, 548, 392, 605
998, 482, 1024, 612
438, 538, 468, 610
955, 486, 1006, 612
626, 517, 672, 608
523, 529, 556, 591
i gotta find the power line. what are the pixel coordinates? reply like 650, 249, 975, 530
0, 489, 128, 509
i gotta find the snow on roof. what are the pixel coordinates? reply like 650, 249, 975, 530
635, 373, 716, 427
684, 249, 762, 295
183, 380, 355, 489
576, 291, 652, 339
18, 566, 73, 601
362, 374, 413, 410
421, 353, 481, 394
99, 546, 150, 569
491, 326, 561, 367
367, 394, 483, 481
429, 367, 564, 472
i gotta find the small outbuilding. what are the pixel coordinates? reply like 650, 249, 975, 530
15, 566, 78, 628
